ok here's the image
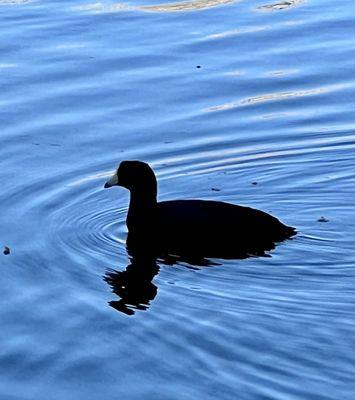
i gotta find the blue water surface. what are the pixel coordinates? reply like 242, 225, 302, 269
0, 0, 354, 399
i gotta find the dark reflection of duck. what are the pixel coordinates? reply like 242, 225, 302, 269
104, 160, 296, 260
104, 256, 159, 315
103, 253, 221, 315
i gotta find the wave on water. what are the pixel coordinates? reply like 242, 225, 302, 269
204, 83, 350, 113
74, 0, 238, 13
256, 0, 306, 12
0, 0, 33, 5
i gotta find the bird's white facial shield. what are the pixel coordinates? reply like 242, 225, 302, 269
104, 172, 119, 188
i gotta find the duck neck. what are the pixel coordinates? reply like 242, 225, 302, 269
127, 189, 157, 232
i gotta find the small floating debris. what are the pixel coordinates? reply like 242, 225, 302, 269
252, 182, 258, 185
317, 216, 329, 223
3, 246, 10, 255
196, 65, 202, 68
211, 187, 221, 191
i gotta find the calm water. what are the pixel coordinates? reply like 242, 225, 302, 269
0, 0, 354, 398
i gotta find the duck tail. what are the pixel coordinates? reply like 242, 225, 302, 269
285, 225, 297, 238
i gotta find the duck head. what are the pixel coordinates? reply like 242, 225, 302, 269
104, 160, 157, 199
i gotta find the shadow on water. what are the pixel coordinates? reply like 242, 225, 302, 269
104, 257, 160, 316
103, 238, 284, 315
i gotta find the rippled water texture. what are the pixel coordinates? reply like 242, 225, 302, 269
0, 0, 354, 399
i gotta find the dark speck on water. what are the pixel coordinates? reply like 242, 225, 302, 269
318, 216, 329, 223
0, 0, 353, 399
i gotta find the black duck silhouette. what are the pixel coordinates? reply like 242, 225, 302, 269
104, 160, 296, 260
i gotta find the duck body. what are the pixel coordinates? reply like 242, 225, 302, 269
127, 199, 295, 258
105, 161, 296, 259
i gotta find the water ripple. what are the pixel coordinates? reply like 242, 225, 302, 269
0, 0, 353, 398
74, 0, 238, 13
141, 0, 236, 12
256, 0, 306, 12
204, 84, 348, 112
47, 185, 128, 263
0, 0, 33, 5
